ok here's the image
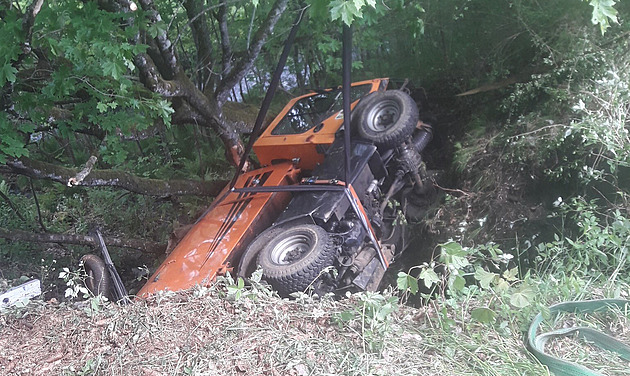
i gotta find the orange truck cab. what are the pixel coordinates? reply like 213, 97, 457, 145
137, 78, 434, 297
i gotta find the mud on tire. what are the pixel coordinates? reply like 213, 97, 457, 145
256, 223, 336, 296
355, 90, 419, 148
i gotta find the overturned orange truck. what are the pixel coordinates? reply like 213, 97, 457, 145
134, 78, 433, 297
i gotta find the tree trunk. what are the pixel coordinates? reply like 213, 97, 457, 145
0, 227, 166, 254
3, 158, 227, 197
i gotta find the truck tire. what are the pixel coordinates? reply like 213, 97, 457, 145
81, 254, 113, 300
257, 223, 336, 296
356, 90, 418, 148
237, 225, 287, 280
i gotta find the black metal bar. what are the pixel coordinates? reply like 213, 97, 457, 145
343, 188, 387, 269
94, 229, 131, 305
340, 25, 387, 269
231, 184, 345, 194
342, 24, 352, 187
229, 7, 306, 189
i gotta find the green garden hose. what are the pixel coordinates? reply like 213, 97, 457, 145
527, 299, 630, 376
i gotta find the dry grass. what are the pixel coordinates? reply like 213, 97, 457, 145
543, 308, 630, 376
0, 283, 550, 376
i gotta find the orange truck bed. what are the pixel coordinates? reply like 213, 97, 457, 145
137, 162, 299, 296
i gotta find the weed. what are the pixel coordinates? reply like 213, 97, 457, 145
216, 268, 273, 302
336, 291, 399, 353
58, 266, 91, 300
63, 356, 104, 376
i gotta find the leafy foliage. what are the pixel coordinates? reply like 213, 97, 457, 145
336, 291, 399, 353
0, 1, 176, 164
588, 0, 619, 33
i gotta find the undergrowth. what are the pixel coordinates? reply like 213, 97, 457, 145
3, 253, 629, 376
2, 6, 630, 376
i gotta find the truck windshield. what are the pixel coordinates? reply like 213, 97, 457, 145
271, 84, 373, 135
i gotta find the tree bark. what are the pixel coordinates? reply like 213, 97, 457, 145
216, 2, 233, 79
183, 0, 214, 91
2, 158, 227, 197
214, 0, 289, 106
98, 0, 291, 167
0, 226, 165, 254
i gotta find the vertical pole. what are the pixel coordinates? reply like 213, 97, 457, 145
342, 24, 352, 187
228, 8, 305, 189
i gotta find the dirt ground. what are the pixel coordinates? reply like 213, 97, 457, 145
0, 287, 440, 376
1, 284, 548, 376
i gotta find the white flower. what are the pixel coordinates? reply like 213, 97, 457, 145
552, 197, 563, 207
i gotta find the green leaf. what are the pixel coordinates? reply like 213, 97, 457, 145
338, 310, 355, 322
415, 18, 425, 37
96, 102, 109, 113
471, 307, 496, 323
0, 113, 29, 161
474, 268, 498, 289
502, 267, 518, 282
509, 292, 530, 308
396, 272, 419, 295
250, 268, 263, 283
449, 274, 466, 292
155, 99, 175, 127
330, 0, 362, 25
495, 278, 510, 292
440, 307, 456, 331
0, 64, 18, 84
419, 268, 439, 288
102, 60, 122, 80
589, 0, 619, 34
352, 0, 365, 9
440, 241, 470, 269
510, 285, 536, 308
147, 21, 167, 38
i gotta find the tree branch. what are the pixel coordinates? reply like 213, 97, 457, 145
216, 2, 233, 79
214, 0, 289, 105
183, 0, 214, 90
134, 54, 185, 97
137, 0, 179, 78
0, 226, 166, 254
2, 0, 45, 112
172, 100, 206, 126
3, 158, 227, 197
67, 155, 98, 187
29, 178, 47, 231
19, 0, 45, 61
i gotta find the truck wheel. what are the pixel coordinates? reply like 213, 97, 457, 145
237, 225, 287, 280
81, 254, 113, 300
356, 90, 418, 148
257, 223, 336, 296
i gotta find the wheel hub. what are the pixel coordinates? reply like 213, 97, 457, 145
270, 233, 314, 265
366, 99, 401, 132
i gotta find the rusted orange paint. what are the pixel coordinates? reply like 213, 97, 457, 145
138, 78, 389, 297
137, 162, 299, 297
252, 78, 384, 170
